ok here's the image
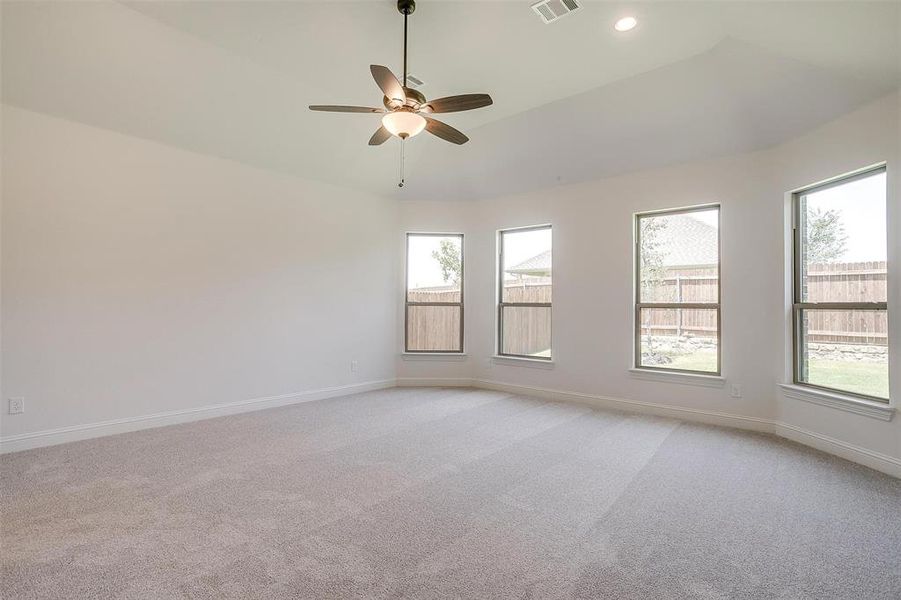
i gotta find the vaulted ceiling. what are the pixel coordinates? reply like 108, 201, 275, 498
3, 1, 899, 200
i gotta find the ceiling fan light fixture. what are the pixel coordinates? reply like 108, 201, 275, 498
382, 110, 426, 139
614, 16, 637, 32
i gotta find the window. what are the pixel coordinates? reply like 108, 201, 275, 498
498, 225, 552, 359
405, 233, 463, 353
635, 205, 721, 374
792, 166, 889, 401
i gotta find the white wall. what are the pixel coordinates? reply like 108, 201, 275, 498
770, 93, 900, 463
2, 94, 898, 475
398, 92, 900, 470
1, 106, 398, 441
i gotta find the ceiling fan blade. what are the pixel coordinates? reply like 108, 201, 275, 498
368, 125, 392, 146
309, 105, 384, 113
423, 116, 469, 145
423, 94, 493, 114
370, 65, 406, 103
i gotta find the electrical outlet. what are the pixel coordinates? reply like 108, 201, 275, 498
350, 360, 358, 373
730, 384, 742, 398
8, 397, 25, 415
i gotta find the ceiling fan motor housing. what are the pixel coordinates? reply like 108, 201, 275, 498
383, 87, 426, 111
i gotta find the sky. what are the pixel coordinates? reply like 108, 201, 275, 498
407, 229, 552, 290
692, 208, 719, 228
501, 228, 552, 281
407, 170, 886, 289
407, 235, 461, 290
804, 171, 887, 262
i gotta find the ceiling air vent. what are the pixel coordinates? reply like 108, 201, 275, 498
405, 74, 425, 90
531, 0, 581, 24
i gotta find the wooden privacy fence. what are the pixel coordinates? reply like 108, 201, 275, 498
500, 285, 552, 355
407, 284, 552, 352
409, 261, 888, 349
804, 261, 887, 304
406, 304, 462, 351
641, 266, 718, 339
642, 262, 887, 345
405, 288, 462, 351
639, 307, 718, 339
802, 309, 887, 345
802, 260, 888, 345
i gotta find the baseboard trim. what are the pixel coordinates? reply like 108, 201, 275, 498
774, 422, 901, 478
473, 379, 773, 432
0, 379, 396, 455
396, 377, 475, 387
468, 378, 900, 479
5, 377, 898, 478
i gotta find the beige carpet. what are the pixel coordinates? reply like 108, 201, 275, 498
2, 387, 900, 599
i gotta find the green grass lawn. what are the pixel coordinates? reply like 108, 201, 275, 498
665, 351, 718, 373
806, 359, 889, 400
662, 351, 889, 400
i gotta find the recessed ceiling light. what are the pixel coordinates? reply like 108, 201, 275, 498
614, 16, 637, 32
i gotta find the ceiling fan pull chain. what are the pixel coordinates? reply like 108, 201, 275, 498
398, 138, 406, 188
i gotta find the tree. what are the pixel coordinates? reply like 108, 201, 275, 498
639, 218, 667, 302
431, 239, 462, 285
639, 218, 669, 363
806, 207, 848, 264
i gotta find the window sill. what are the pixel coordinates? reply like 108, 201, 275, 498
779, 384, 894, 422
491, 355, 555, 369
628, 368, 726, 389
402, 353, 467, 361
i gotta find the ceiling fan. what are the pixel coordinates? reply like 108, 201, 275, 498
309, 0, 493, 146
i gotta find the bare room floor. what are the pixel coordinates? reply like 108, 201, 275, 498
2, 387, 900, 599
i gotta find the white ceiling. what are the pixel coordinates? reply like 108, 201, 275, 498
3, 1, 899, 200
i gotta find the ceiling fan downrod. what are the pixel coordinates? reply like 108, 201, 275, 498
397, 0, 414, 188
398, 0, 415, 87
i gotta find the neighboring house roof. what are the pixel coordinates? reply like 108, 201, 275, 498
505, 215, 717, 276
654, 214, 718, 267
507, 250, 552, 276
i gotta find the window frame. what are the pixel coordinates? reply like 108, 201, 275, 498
633, 204, 722, 376
404, 232, 465, 354
791, 165, 888, 402
497, 224, 553, 361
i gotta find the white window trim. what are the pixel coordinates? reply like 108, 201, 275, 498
401, 353, 468, 361
405, 232, 465, 354
788, 164, 890, 405
496, 224, 553, 361
779, 384, 895, 422
491, 355, 556, 369
633, 204, 722, 376
628, 368, 725, 388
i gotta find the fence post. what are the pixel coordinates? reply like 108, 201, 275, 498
676, 275, 683, 336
